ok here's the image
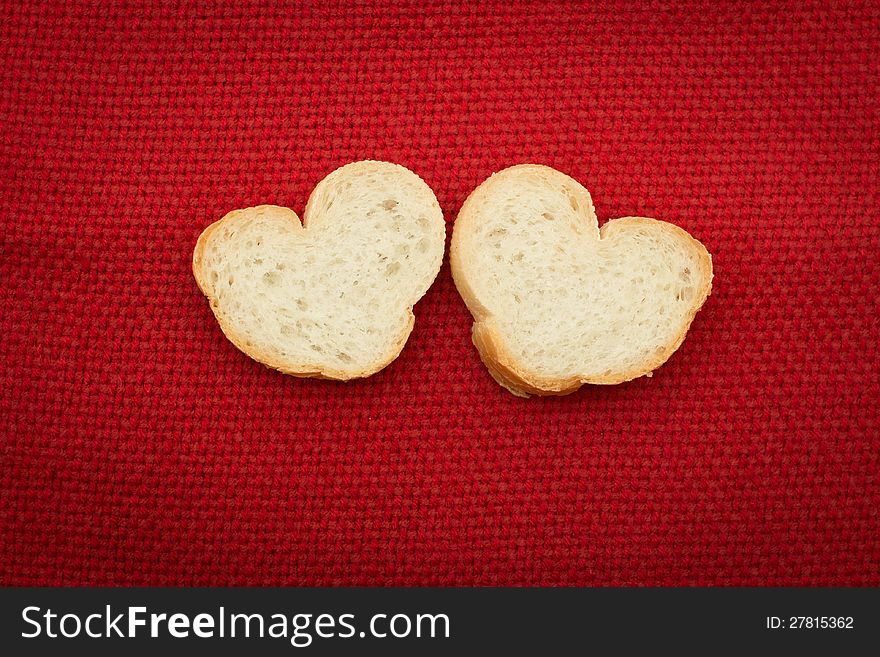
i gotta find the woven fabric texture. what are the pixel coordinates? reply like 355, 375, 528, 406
1, 1, 878, 586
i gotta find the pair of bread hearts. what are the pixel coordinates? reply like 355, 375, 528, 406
193, 161, 712, 396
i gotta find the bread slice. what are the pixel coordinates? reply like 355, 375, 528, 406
193, 161, 445, 380
450, 164, 713, 397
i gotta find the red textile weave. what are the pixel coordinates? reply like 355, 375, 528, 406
2, 1, 878, 586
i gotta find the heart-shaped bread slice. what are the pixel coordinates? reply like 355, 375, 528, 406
450, 164, 713, 396
193, 161, 445, 380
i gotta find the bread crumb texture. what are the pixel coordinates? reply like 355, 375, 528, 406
193, 161, 445, 380
451, 164, 713, 396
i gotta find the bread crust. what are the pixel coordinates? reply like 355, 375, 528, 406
450, 165, 713, 397
192, 161, 441, 381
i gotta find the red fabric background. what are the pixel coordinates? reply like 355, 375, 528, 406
1, 1, 878, 586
